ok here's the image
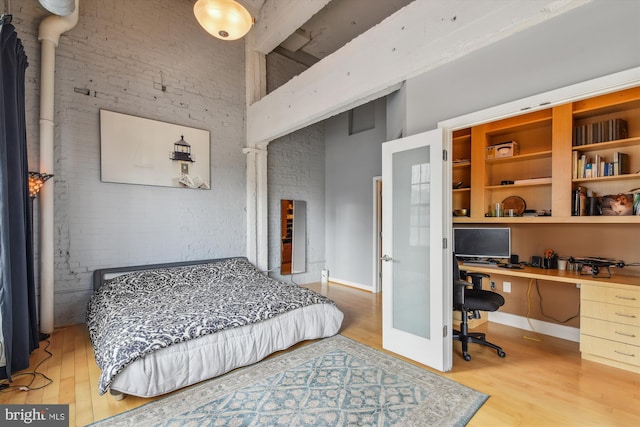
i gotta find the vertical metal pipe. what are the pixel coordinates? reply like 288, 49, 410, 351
37, 0, 79, 334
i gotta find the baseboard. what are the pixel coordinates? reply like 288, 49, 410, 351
329, 277, 373, 292
488, 311, 580, 343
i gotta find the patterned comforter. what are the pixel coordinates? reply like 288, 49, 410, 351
86, 257, 339, 395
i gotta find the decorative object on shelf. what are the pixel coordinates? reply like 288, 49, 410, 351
453, 181, 464, 189
485, 141, 519, 159
194, 0, 254, 40
542, 249, 558, 269
600, 193, 634, 216
632, 188, 640, 215
452, 159, 470, 165
570, 256, 629, 278
28, 171, 54, 199
501, 195, 526, 216
453, 209, 468, 217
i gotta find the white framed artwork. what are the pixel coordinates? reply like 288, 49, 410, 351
100, 110, 211, 189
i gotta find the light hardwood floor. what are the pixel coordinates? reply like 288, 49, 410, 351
2, 282, 639, 426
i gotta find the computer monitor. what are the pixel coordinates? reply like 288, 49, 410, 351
453, 227, 511, 260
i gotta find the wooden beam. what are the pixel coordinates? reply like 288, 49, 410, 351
247, 0, 589, 145
251, 0, 331, 55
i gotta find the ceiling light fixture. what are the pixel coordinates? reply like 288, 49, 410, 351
193, 0, 254, 41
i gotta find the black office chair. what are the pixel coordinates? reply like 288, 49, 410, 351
453, 255, 506, 361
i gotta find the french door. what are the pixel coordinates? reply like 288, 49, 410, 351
381, 128, 452, 372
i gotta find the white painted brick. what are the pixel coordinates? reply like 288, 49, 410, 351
16, 0, 247, 325
267, 51, 326, 286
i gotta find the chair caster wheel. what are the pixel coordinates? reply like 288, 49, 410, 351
498, 350, 506, 358
463, 354, 471, 361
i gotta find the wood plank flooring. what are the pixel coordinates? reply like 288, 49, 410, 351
2, 281, 639, 426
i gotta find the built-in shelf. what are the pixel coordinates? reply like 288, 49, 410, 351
453, 215, 640, 224
453, 86, 640, 224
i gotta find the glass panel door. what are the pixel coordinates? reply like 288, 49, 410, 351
381, 128, 451, 371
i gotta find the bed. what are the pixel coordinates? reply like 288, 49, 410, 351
86, 256, 344, 398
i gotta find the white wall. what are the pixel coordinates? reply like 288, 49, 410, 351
324, 98, 386, 289
322, 0, 639, 291
404, 1, 640, 134
18, 0, 247, 326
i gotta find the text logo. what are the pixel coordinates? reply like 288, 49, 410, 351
1, 405, 68, 426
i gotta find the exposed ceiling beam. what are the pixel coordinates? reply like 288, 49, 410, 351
250, 0, 331, 55
247, 0, 590, 146
272, 46, 319, 68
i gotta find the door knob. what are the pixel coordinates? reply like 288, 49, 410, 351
380, 255, 393, 262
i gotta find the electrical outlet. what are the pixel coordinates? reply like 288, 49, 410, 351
503, 281, 511, 293
490, 281, 496, 290
321, 269, 329, 284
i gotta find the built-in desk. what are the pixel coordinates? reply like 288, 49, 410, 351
460, 264, 640, 289
460, 264, 640, 374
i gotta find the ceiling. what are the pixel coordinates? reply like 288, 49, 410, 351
277, 0, 414, 61
242, 0, 414, 66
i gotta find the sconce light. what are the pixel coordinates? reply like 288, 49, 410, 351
28, 172, 54, 199
193, 0, 254, 40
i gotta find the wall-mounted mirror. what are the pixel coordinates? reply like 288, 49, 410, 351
281, 200, 306, 275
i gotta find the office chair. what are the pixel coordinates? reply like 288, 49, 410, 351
453, 255, 506, 361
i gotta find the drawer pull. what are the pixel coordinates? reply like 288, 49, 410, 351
614, 350, 635, 358
615, 295, 637, 301
615, 331, 636, 338
615, 312, 637, 318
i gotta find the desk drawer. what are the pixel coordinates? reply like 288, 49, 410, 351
581, 300, 640, 327
580, 335, 640, 368
581, 284, 640, 308
581, 317, 640, 346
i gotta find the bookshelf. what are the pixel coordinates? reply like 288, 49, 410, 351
570, 90, 640, 216
454, 86, 640, 224
452, 128, 471, 216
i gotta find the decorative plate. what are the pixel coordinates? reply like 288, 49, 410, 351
502, 196, 526, 216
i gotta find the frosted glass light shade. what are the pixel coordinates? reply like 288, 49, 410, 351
38, 0, 75, 16
194, 0, 254, 40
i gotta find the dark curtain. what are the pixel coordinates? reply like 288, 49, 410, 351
0, 21, 38, 381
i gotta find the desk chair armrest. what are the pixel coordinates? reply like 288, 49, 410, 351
454, 279, 469, 304
460, 271, 490, 290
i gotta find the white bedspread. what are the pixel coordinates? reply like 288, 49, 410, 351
111, 302, 343, 397
87, 257, 343, 397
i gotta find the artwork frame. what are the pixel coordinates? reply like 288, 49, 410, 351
600, 193, 634, 216
100, 110, 211, 190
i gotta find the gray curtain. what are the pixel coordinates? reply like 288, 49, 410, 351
0, 20, 39, 381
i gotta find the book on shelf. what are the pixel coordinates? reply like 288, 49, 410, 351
572, 118, 628, 146
572, 150, 630, 179
613, 152, 630, 175
513, 177, 552, 185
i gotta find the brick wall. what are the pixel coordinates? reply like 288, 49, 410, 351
266, 52, 325, 284
15, 0, 247, 326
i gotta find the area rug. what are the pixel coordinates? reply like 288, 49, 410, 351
89, 335, 488, 426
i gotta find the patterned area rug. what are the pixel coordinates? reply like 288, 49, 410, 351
90, 335, 488, 426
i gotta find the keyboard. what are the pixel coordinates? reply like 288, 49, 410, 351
498, 263, 523, 269
461, 261, 499, 268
